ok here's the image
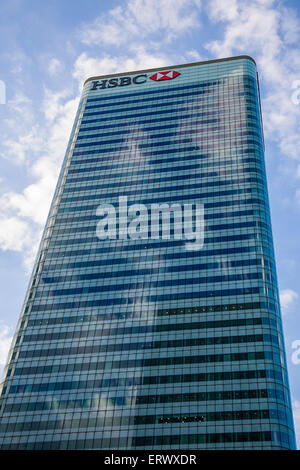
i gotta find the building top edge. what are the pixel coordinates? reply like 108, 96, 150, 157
83, 55, 256, 86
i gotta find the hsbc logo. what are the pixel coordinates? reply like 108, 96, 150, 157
149, 70, 181, 81
90, 70, 181, 91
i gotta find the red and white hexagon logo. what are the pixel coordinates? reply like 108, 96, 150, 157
149, 70, 181, 81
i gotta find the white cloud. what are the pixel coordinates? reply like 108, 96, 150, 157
0, 0, 201, 273
280, 288, 298, 314
0, 324, 13, 380
0, 0, 204, 272
205, 0, 300, 164
80, 0, 202, 47
186, 49, 204, 61
0, 217, 33, 252
207, 0, 282, 63
48, 58, 63, 77
0, 93, 41, 164
9, 50, 32, 75
73, 47, 172, 87
208, 0, 239, 22
0, 86, 79, 271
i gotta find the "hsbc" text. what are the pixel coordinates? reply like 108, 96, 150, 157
91, 74, 147, 90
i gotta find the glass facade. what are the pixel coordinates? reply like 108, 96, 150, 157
0, 56, 296, 449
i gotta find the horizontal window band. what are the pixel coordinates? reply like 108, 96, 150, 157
2, 368, 286, 412
70, 148, 263, 169
34, 271, 263, 299
18, 332, 274, 361
77, 117, 249, 139
2, 430, 289, 450
57, 188, 265, 215
74, 131, 261, 157
25, 302, 270, 328
67, 153, 263, 176
19, 315, 270, 344
55, 206, 267, 227
82, 96, 257, 120
25, 286, 261, 313
11, 367, 275, 389
8, 378, 281, 402
0, 431, 281, 450
15, 346, 271, 366
71, 135, 263, 160
0, 409, 275, 435
131, 430, 273, 448
43, 247, 269, 273
83, 95, 257, 119
57, 191, 267, 217
81, 103, 260, 127
22, 316, 266, 344
60, 176, 264, 204
51, 211, 269, 238
84, 88, 257, 114
63, 168, 264, 194
48, 221, 271, 248
80, 103, 259, 126
80, 109, 219, 128
74, 125, 259, 149
65, 162, 263, 186
53, 205, 269, 238
40, 258, 265, 285
78, 112, 260, 135
85, 81, 256, 110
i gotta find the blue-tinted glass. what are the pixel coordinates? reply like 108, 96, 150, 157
0, 56, 296, 450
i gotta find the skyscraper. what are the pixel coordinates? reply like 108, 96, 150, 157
0, 56, 296, 450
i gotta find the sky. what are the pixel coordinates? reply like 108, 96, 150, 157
0, 0, 300, 446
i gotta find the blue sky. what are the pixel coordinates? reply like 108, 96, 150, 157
0, 0, 300, 445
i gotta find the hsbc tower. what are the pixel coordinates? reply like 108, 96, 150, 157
0, 56, 296, 449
